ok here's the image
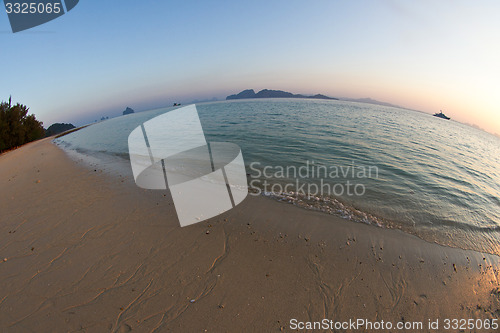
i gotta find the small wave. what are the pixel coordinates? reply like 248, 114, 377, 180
436, 218, 500, 233
261, 190, 385, 227
110, 152, 131, 160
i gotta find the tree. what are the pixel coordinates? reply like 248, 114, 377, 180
24, 114, 45, 142
0, 98, 45, 152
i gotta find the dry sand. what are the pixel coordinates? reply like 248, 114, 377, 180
0, 138, 499, 332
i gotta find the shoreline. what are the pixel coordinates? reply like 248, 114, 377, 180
56, 136, 500, 258
0, 139, 499, 331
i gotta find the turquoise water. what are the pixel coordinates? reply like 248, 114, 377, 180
55, 99, 500, 255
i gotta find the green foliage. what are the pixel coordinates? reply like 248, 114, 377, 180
0, 98, 45, 152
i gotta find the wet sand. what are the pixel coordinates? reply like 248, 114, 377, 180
0, 138, 499, 332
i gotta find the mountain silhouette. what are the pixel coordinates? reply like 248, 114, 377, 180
226, 89, 338, 101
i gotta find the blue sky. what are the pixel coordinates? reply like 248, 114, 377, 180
1, 0, 499, 134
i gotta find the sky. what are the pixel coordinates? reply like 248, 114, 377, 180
1, 0, 499, 134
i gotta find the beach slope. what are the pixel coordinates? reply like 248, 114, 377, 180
0, 139, 498, 331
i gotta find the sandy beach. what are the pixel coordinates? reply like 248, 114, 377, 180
0, 138, 499, 332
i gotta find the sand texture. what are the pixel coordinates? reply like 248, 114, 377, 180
0, 139, 499, 332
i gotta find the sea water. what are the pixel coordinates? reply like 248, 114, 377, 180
55, 99, 500, 255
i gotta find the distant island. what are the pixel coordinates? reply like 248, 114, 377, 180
225, 89, 410, 110
226, 89, 338, 101
45, 123, 76, 137
123, 107, 135, 115
340, 97, 402, 109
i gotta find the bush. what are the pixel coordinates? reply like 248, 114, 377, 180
0, 98, 45, 152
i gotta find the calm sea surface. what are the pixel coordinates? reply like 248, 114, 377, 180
56, 99, 500, 255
